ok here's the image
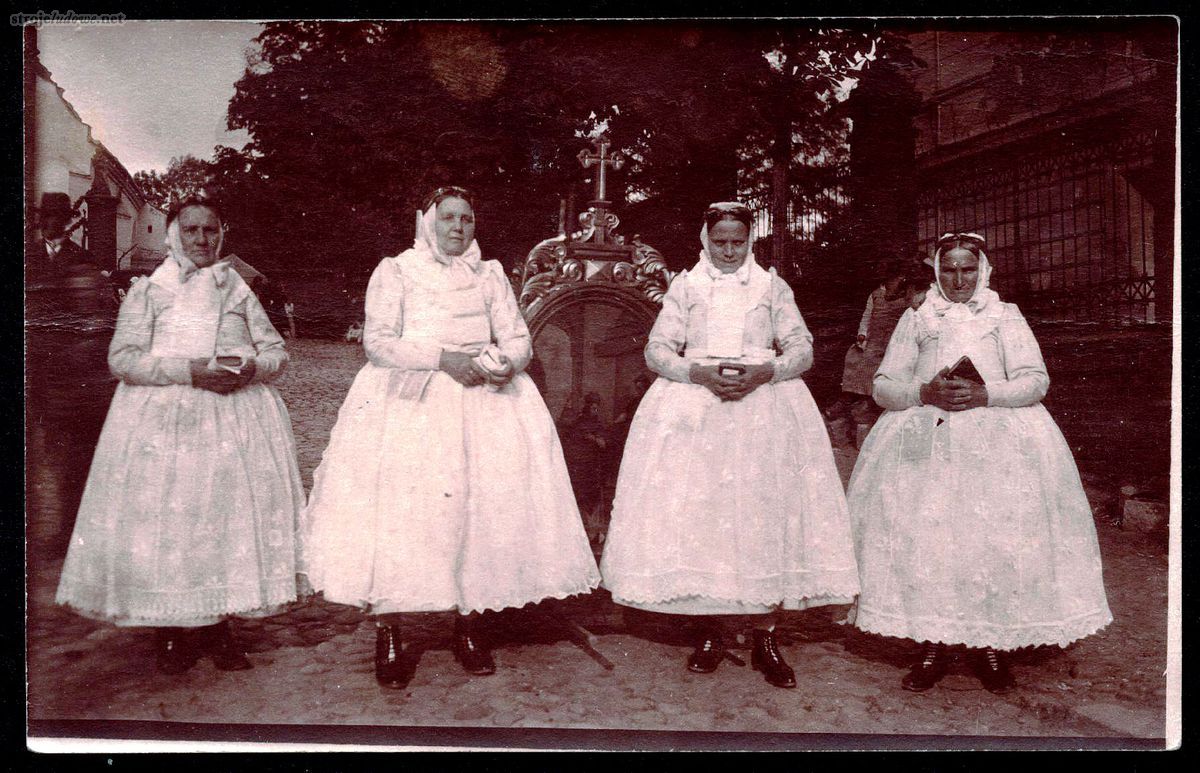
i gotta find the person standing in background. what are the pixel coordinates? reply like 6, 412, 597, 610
25, 192, 117, 555
825, 260, 916, 445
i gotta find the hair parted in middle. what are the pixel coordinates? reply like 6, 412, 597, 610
703, 201, 753, 231
422, 186, 476, 212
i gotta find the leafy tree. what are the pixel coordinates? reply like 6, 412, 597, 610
132, 154, 214, 210
223, 21, 880, 274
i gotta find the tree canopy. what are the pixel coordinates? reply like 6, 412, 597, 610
210, 21, 882, 274
132, 155, 214, 210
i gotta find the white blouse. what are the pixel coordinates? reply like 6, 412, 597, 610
873, 302, 1050, 411
362, 253, 532, 374
108, 271, 287, 387
644, 268, 813, 384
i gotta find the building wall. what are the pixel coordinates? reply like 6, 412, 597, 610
910, 31, 1163, 161
32, 63, 166, 269
908, 29, 1173, 324
904, 26, 1175, 486
131, 203, 167, 268
32, 70, 93, 249
115, 192, 138, 262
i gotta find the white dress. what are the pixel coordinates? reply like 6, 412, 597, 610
600, 258, 861, 615
303, 251, 601, 614
55, 257, 308, 627
847, 296, 1112, 649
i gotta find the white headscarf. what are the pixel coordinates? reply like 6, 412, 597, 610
147, 217, 235, 358
689, 205, 771, 358
918, 234, 1004, 370
164, 218, 231, 286
408, 199, 484, 289
695, 213, 757, 284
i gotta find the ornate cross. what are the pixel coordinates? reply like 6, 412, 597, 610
577, 135, 625, 204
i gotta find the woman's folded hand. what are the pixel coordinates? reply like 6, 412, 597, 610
189, 359, 244, 394
479, 351, 515, 387
689, 363, 739, 400
440, 350, 488, 387
690, 362, 773, 402
920, 367, 988, 411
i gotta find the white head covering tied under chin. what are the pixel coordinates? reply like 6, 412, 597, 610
917, 232, 1004, 370
147, 216, 237, 359
163, 218, 231, 285
407, 200, 484, 289
689, 203, 772, 358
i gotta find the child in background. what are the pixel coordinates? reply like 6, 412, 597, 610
826, 260, 918, 444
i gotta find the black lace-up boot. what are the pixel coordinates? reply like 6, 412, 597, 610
155, 627, 199, 674
901, 641, 948, 692
686, 619, 724, 673
972, 647, 1016, 694
202, 620, 252, 671
453, 613, 495, 675
751, 629, 796, 688
375, 621, 415, 689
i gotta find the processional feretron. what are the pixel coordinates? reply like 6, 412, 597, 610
518, 135, 674, 417
517, 134, 674, 552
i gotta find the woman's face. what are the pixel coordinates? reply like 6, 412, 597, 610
938, 247, 980, 303
707, 219, 750, 274
177, 205, 222, 267
434, 196, 475, 257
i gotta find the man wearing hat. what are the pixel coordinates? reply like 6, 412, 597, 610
25, 192, 117, 556
27, 192, 97, 277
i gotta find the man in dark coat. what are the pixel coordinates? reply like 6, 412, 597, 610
25, 192, 118, 556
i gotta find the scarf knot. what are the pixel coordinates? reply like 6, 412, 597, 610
175, 254, 232, 287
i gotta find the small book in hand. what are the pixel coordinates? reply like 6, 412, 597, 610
208, 355, 248, 375
946, 355, 985, 384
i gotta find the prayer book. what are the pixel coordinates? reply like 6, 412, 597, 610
208, 355, 249, 375
946, 355, 985, 384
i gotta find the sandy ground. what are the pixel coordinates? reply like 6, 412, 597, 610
26, 339, 1168, 749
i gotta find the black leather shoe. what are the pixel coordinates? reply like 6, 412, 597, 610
155, 627, 199, 674
453, 615, 495, 676
375, 623, 415, 689
751, 630, 796, 688
202, 620, 253, 671
687, 634, 724, 673
901, 642, 948, 692
972, 648, 1016, 695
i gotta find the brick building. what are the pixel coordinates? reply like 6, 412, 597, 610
907, 22, 1176, 486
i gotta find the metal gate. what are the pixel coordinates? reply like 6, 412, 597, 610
918, 128, 1165, 323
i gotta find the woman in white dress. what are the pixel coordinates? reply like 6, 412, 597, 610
847, 232, 1112, 694
304, 187, 600, 688
55, 198, 307, 674
600, 202, 860, 689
